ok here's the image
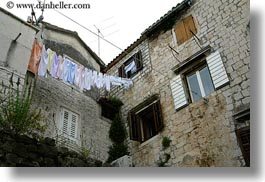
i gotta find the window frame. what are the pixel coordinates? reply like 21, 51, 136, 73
170, 48, 230, 110
119, 51, 143, 78
128, 95, 163, 142
179, 55, 216, 103
60, 107, 80, 143
185, 63, 215, 102
98, 98, 120, 121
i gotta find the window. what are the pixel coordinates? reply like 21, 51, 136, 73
98, 98, 120, 120
170, 50, 229, 110
175, 15, 197, 45
236, 127, 250, 167
128, 95, 163, 142
186, 65, 215, 102
119, 51, 143, 78
60, 108, 79, 143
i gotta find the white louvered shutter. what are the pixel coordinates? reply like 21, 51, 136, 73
60, 108, 79, 143
70, 113, 78, 139
170, 75, 188, 110
63, 110, 69, 135
206, 51, 229, 89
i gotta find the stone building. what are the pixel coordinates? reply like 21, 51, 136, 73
31, 22, 112, 162
0, 7, 38, 88
0, 7, 111, 162
104, 0, 250, 167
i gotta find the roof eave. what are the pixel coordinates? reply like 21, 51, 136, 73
105, 0, 193, 72
43, 22, 106, 69
142, 0, 192, 36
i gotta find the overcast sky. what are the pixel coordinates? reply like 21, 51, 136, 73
0, 0, 182, 64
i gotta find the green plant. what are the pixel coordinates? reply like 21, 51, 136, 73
108, 96, 123, 108
107, 105, 128, 163
109, 114, 127, 143
162, 136, 171, 150
157, 153, 171, 167
107, 143, 129, 163
156, 136, 171, 167
81, 147, 91, 159
0, 74, 46, 135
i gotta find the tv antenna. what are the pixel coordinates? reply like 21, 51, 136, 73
27, 0, 45, 25
94, 24, 105, 57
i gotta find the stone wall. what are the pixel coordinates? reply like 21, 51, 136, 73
0, 67, 111, 163
32, 75, 111, 162
0, 130, 105, 167
105, 0, 250, 167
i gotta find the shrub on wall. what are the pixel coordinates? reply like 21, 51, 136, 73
157, 136, 171, 167
106, 98, 128, 163
109, 114, 126, 143
0, 74, 46, 135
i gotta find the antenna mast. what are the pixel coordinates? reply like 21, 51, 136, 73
94, 25, 104, 57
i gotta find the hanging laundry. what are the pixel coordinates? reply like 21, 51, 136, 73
57, 55, 64, 79
124, 60, 137, 76
92, 70, 98, 88
95, 72, 104, 89
38, 45, 49, 77
109, 76, 122, 86
50, 53, 59, 78
47, 50, 55, 72
62, 58, 71, 82
74, 64, 84, 87
67, 61, 76, 84
79, 67, 86, 91
104, 74, 111, 92
121, 78, 133, 89
84, 68, 93, 90
27, 39, 42, 75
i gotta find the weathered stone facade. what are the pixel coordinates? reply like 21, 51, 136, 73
30, 23, 111, 162
0, 8, 111, 163
32, 75, 111, 162
105, 0, 250, 167
0, 130, 105, 167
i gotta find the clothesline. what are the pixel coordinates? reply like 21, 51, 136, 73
27, 40, 133, 92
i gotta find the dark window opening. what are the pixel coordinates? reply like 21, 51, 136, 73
119, 51, 143, 78
236, 126, 250, 167
128, 95, 163, 142
98, 98, 120, 120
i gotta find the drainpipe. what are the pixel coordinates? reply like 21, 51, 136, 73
5, 33, 22, 67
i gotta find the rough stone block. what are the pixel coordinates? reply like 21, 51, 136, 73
6, 153, 18, 164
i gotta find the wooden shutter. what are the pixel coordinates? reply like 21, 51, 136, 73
206, 51, 229, 89
183, 15, 197, 39
236, 127, 250, 167
170, 75, 188, 110
135, 51, 143, 71
128, 112, 141, 141
153, 101, 164, 133
175, 21, 187, 45
118, 65, 125, 78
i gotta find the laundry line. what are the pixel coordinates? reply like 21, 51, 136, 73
27, 40, 133, 92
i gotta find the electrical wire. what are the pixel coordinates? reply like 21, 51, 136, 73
35, 0, 123, 52
34, 0, 204, 102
